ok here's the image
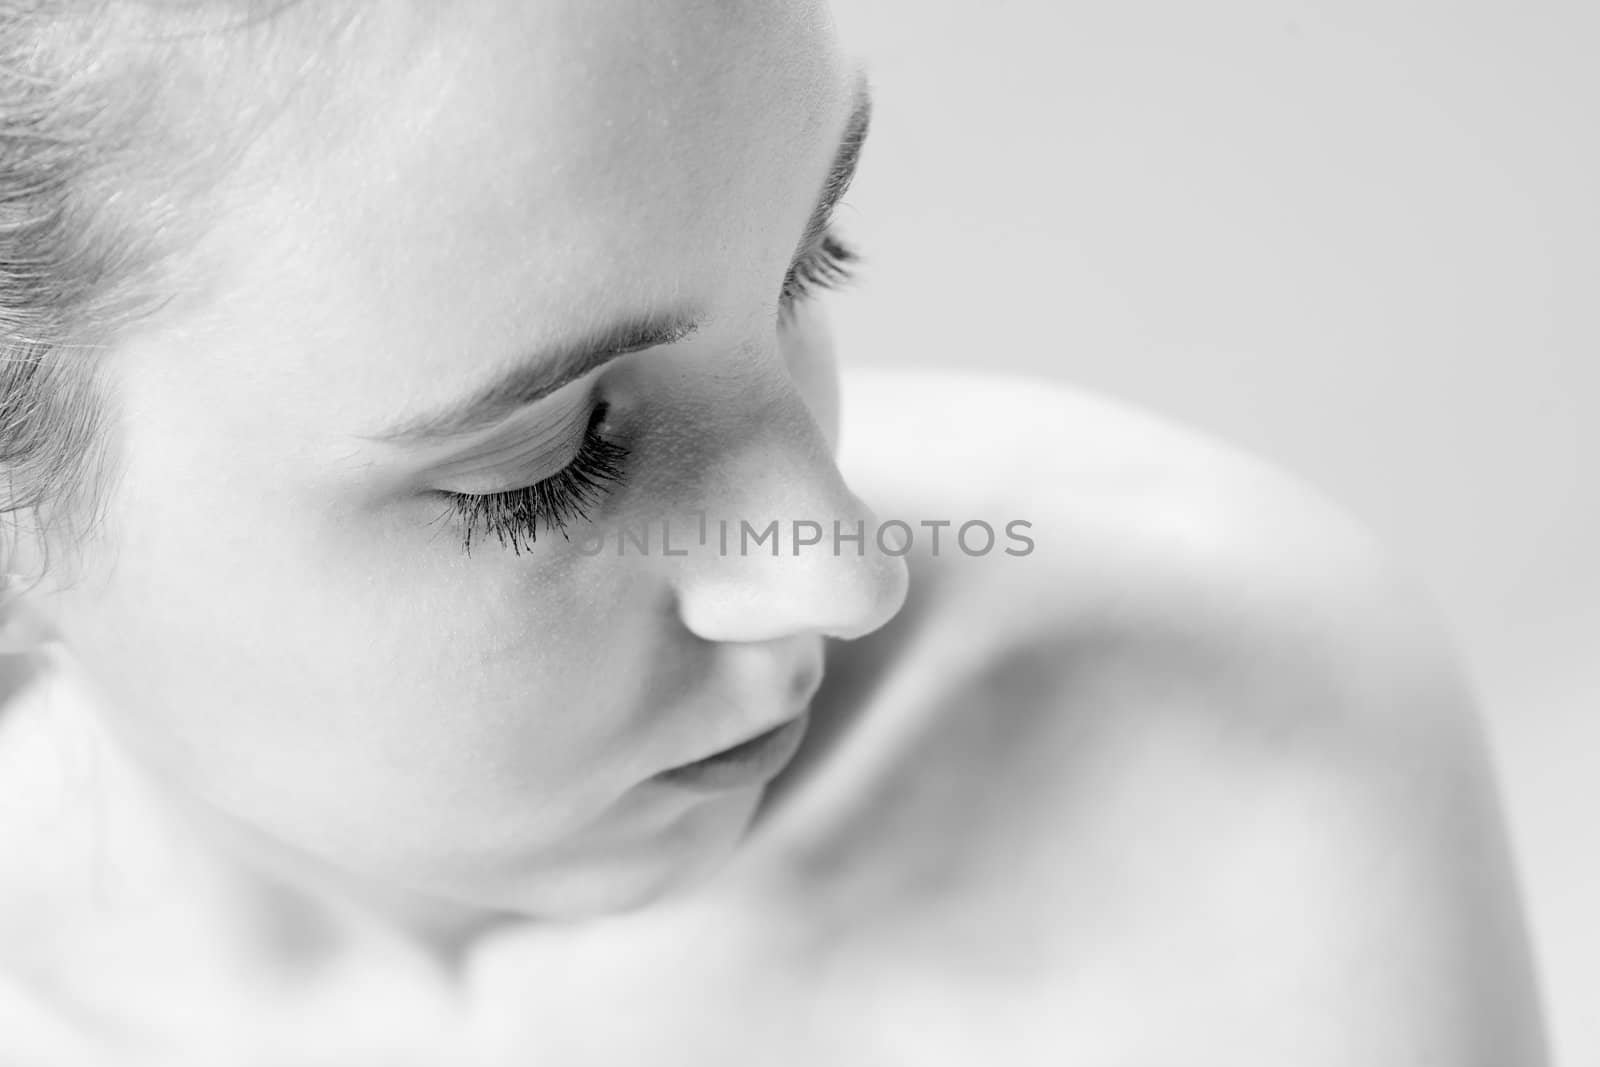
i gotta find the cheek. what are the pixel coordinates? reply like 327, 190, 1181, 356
44, 468, 648, 845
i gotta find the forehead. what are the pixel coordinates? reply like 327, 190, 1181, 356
129, 0, 851, 465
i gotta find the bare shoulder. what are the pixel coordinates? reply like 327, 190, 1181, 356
828, 362, 1491, 743
833, 362, 1416, 639
743, 364, 1548, 1064
814, 363, 1482, 768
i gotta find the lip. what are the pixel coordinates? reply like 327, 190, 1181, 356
654, 712, 812, 794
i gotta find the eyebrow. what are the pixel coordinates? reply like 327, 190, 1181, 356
364, 71, 875, 447
789, 71, 874, 278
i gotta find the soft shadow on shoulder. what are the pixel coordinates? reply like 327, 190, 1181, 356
743, 362, 1478, 886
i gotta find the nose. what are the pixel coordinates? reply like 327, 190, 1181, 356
666, 403, 910, 646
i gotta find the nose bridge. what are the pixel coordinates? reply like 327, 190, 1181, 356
665, 383, 909, 644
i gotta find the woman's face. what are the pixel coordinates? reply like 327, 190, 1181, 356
33, 0, 908, 920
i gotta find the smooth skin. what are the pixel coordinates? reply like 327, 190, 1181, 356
0, 1, 1547, 1064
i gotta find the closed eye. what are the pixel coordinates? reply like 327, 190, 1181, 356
778, 224, 862, 327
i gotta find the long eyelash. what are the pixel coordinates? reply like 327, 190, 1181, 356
434, 234, 859, 558
434, 403, 629, 557
778, 227, 862, 327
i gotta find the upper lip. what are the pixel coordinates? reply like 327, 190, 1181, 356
667, 645, 823, 767
673, 696, 810, 770
708, 706, 806, 759
720, 713, 801, 752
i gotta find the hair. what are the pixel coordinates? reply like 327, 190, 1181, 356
1, 3, 138, 593
0, 0, 327, 612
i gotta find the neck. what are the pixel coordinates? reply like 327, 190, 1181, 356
0, 646, 529, 1023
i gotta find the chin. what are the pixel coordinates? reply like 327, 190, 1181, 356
479, 787, 764, 920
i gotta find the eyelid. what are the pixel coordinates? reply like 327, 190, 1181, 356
424, 393, 595, 493
789, 216, 834, 271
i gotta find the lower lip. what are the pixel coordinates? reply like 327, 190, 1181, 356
655, 713, 811, 794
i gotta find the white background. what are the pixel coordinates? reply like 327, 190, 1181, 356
829, 1, 1596, 1062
